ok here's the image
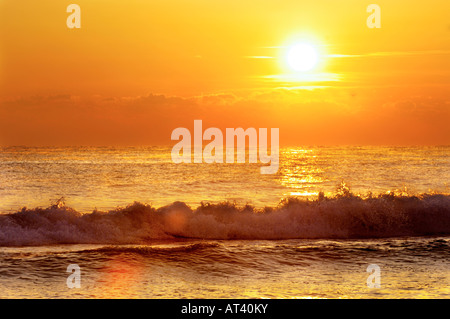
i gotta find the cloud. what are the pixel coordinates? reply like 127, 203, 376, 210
0, 87, 448, 146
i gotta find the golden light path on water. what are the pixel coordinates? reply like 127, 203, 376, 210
279, 148, 325, 197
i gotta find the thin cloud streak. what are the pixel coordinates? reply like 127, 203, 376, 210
327, 50, 450, 58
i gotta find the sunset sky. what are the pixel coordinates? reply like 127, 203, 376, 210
0, 0, 449, 146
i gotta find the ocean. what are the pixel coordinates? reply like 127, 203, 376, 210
0, 146, 449, 298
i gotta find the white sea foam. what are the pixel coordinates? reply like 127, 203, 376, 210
0, 193, 449, 246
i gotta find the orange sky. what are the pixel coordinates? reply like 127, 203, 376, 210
0, 0, 449, 146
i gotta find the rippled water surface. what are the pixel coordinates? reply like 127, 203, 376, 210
0, 146, 448, 298
0, 237, 448, 298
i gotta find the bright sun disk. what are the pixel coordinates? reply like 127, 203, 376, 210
287, 43, 319, 72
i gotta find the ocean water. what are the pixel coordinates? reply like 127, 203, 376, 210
0, 146, 449, 298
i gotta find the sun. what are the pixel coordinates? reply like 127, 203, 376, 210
286, 43, 319, 72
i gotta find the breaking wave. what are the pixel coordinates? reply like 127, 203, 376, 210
0, 193, 449, 246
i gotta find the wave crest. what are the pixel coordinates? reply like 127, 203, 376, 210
0, 193, 449, 246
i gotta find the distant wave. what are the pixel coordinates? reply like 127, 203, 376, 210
0, 193, 449, 246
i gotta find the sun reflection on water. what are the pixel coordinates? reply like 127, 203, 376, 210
279, 148, 325, 198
